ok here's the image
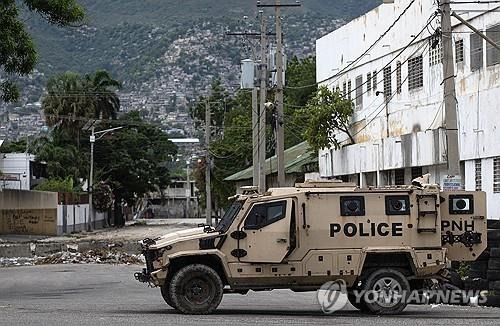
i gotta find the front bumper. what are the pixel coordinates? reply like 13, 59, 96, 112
134, 247, 167, 287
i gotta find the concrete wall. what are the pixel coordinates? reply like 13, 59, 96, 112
0, 189, 58, 235
316, 0, 500, 219
0, 190, 106, 235
56, 204, 106, 235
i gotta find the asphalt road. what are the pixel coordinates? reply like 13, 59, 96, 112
1, 264, 500, 326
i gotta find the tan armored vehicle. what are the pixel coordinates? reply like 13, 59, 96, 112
135, 180, 487, 315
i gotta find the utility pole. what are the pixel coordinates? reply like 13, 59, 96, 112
186, 160, 190, 219
226, 31, 275, 188
86, 125, 124, 231
88, 126, 95, 232
259, 12, 268, 194
440, 0, 461, 178
275, 0, 285, 187
205, 100, 212, 225
252, 87, 259, 186
258, 0, 300, 187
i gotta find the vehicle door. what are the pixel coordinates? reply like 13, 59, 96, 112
234, 199, 293, 263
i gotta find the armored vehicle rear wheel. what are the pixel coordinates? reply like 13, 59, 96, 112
169, 264, 223, 314
362, 269, 410, 315
160, 281, 176, 309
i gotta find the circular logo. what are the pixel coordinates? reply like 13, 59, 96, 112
317, 280, 349, 314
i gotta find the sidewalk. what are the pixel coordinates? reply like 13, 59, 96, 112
0, 218, 204, 260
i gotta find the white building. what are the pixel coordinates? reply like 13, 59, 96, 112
0, 153, 46, 190
316, 0, 500, 219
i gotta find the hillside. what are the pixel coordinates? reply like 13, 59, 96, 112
12, 0, 381, 108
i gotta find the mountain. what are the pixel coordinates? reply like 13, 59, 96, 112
13, 0, 381, 109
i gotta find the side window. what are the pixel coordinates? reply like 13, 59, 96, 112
385, 195, 410, 215
340, 196, 365, 216
244, 201, 287, 229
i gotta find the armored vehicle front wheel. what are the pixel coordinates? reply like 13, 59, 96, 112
160, 281, 176, 309
362, 268, 410, 315
169, 264, 223, 314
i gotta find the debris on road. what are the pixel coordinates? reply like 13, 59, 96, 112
0, 249, 145, 268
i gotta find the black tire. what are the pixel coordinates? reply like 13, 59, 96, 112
488, 230, 500, 241
487, 270, 500, 281
348, 291, 369, 312
489, 259, 500, 270
160, 280, 176, 309
470, 260, 488, 271
169, 264, 223, 315
362, 269, 410, 315
491, 248, 500, 258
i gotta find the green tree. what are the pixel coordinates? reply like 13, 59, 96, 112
0, 0, 85, 102
94, 112, 177, 226
189, 78, 235, 133
42, 70, 121, 145
295, 86, 354, 152
85, 70, 121, 120
284, 56, 317, 148
0, 139, 28, 153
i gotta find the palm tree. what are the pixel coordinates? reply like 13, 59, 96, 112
86, 70, 121, 120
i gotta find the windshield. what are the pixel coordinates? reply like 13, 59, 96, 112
215, 201, 243, 233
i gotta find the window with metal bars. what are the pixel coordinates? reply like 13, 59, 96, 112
487, 24, 500, 67
383, 66, 392, 100
429, 37, 442, 66
494, 157, 500, 193
348, 80, 352, 101
367, 72, 372, 92
396, 61, 402, 94
408, 55, 424, 90
373, 70, 377, 91
355, 75, 363, 109
342, 82, 347, 99
475, 159, 482, 191
455, 39, 464, 63
471, 33, 484, 71
411, 167, 423, 180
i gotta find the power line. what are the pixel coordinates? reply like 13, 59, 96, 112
285, 0, 420, 91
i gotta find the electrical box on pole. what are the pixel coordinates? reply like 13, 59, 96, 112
240, 59, 258, 89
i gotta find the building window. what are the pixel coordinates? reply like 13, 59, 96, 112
429, 36, 442, 66
342, 82, 347, 99
355, 75, 363, 109
348, 80, 352, 101
383, 66, 392, 100
396, 61, 402, 94
475, 159, 482, 191
367, 72, 372, 92
494, 157, 500, 193
373, 70, 377, 91
408, 55, 424, 90
471, 33, 484, 71
336, 85, 340, 94
395, 169, 405, 185
455, 39, 464, 63
411, 167, 423, 180
487, 24, 500, 67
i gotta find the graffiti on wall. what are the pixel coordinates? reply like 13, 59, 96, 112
0, 209, 57, 235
